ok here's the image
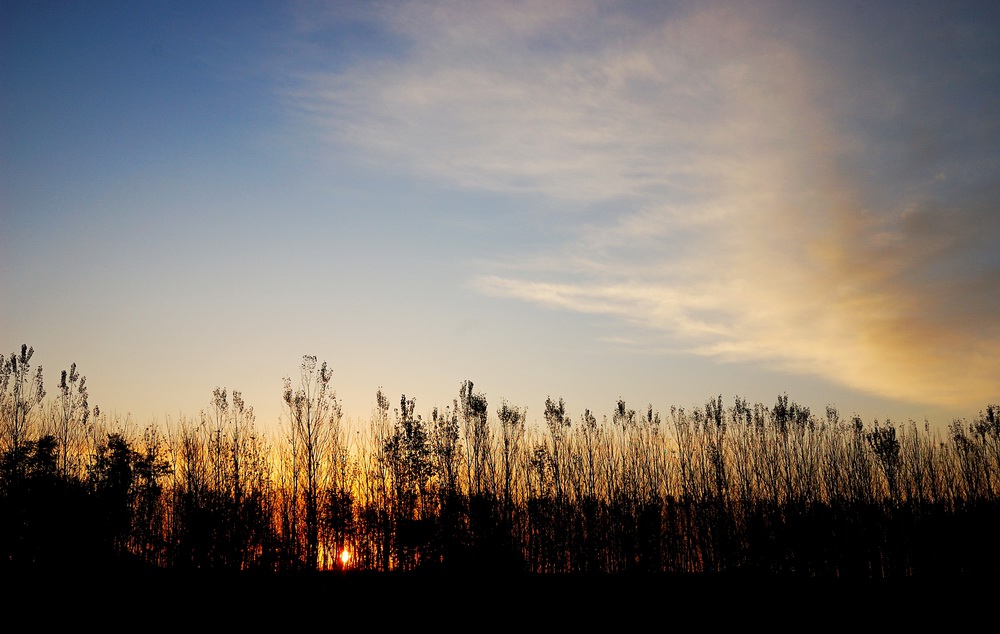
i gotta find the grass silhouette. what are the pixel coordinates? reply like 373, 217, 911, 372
3, 345, 998, 585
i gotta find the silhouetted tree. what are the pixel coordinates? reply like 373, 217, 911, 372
282, 355, 343, 570
54, 363, 89, 479
459, 380, 490, 499
384, 395, 432, 569
497, 399, 525, 520
1, 345, 45, 456
89, 432, 169, 564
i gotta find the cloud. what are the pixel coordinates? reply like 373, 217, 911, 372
293, 1, 1000, 407
295, 1, 761, 200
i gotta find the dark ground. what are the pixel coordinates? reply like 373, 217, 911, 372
7, 566, 987, 628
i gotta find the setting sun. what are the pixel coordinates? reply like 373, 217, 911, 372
4, 0, 999, 587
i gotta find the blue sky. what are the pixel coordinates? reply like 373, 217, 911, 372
3, 1, 998, 434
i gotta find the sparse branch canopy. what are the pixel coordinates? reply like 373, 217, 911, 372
612, 398, 635, 430
1, 344, 46, 453
6, 342, 1000, 578
56, 362, 89, 476
458, 380, 489, 498
282, 354, 343, 570
544, 396, 570, 441
498, 399, 526, 510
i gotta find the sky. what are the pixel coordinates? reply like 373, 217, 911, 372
2, 0, 998, 436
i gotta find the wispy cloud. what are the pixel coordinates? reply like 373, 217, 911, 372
294, 1, 1000, 407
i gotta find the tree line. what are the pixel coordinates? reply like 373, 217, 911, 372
2, 344, 999, 578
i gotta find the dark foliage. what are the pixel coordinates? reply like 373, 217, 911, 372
3, 344, 999, 580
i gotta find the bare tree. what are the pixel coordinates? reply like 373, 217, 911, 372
55, 363, 89, 478
0, 344, 46, 455
497, 399, 525, 517
282, 355, 343, 570
458, 380, 490, 499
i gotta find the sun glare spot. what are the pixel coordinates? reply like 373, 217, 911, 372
340, 548, 351, 567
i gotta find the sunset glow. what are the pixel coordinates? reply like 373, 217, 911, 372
2, 1, 997, 431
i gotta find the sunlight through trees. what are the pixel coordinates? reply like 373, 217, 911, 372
2, 344, 999, 578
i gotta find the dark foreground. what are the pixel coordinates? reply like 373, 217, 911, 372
8, 566, 990, 628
